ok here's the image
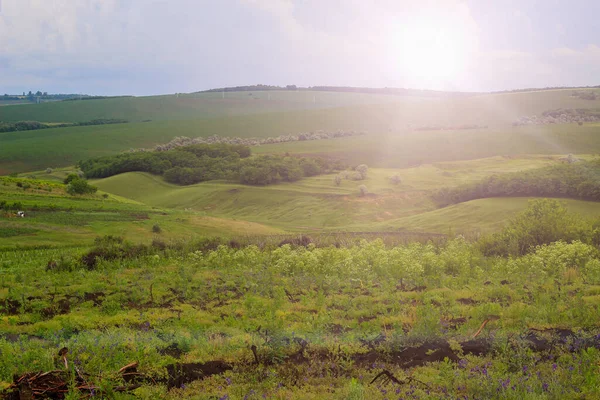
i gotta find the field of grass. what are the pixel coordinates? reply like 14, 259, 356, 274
2, 89, 600, 174
1, 238, 600, 398
3, 88, 600, 398
92, 155, 598, 235
0, 176, 282, 250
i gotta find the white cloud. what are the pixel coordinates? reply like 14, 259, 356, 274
0, 0, 598, 94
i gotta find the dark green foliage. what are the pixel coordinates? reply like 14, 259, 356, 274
63, 174, 80, 184
478, 199, 595, 256
433, 160, 600, 207
0, 119, 127, 133
79, 144, 249, 179
0, 227, 38, 238
79, 144, 341, 186
178, 143, 251, 159
81, 235, 149, 269
66, 178, 98, 195
152, 224, 162, 234
0, 201, 23, 211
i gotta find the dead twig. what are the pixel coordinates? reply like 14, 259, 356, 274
370, 370, 430, 389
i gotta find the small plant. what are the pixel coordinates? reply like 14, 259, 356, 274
358, 185, 368, 196
334, 175, 342, 186
45, 168, 53, 174
152, 224, 162, 234
356, 164, 368, 179
389, 174, 402, 185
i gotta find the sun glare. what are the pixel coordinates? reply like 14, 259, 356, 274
392, 16, 474, 88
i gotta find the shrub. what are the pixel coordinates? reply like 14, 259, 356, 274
478, 199, 591, 256
45, 168, 53, 174
356, 164, 368, 179
81, 236, 149, 269
358, 185, 368, 196
66, 178, 98, 196
152, 224, 162, 234
63, 174, 79, 184
389, 174, 402, 185
334, 175, 342, 186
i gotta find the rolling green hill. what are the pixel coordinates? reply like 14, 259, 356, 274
93, 155, 600, 234
2, 89, 600, 174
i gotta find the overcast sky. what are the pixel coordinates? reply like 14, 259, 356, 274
0, 0, 599, 95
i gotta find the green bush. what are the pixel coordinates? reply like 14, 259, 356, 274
478, 199, 593, 256
66, 178, 98, 196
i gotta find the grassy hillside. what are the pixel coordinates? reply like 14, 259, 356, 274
254, 123, 600, 167
0, 91, 402, 123
0, 175, 282, 249
93, 155, 597, 234
2, 89, 600, 174
374, 197, 600, 235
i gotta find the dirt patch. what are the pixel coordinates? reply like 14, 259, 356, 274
159, 343, 185, 359
327, 324, 351, 335
40, 298, 71, 319
0, 298, 20, 315
442, 317, 468, 329
358, 315, 377, 324
82, 291, 105, 306
457, 298, 477, 305
164, 361, 232, 389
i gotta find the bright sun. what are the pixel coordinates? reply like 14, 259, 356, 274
392, 15, 475, 87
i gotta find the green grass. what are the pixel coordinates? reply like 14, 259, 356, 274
92, 155, 599, 234
1, 239, 599, 398
0, 177, 282, 249
375, 197, 600, 234
2, 89, 600, 174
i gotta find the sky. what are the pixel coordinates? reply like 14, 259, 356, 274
0, 0, 599, 95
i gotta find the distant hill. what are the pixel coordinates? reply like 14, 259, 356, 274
198, 84, 600, 97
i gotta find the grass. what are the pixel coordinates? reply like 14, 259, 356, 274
0, 177, 282, 249
2, 89, 600, 398
1, 239, 599, 398
2, 89, 600, 173
92, 155, 598, 234
375, 197, 600, 235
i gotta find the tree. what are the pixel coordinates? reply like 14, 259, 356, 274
358, 185, 368, 196
356, 164, 368, 180
63, 173, 80, 184
66, 178, 98, 195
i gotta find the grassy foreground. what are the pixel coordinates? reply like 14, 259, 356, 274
1, 237, 599, 399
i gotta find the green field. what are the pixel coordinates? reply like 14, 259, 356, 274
2, 89, 600, 174
3, 88, 600, 398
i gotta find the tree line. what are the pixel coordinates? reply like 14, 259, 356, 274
0, 119, 128, 133
79, 143, 344, 186
432, 159, 600, 207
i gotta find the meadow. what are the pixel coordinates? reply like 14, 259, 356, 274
2, 88, 600, 398
2, 88, 599, 173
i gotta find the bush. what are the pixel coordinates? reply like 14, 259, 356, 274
478, 199, 592, 256
45, 168, 53, 174
152, 224, 162, 234
66, 178, 98, 196
63, 174, 79, 184
358, 185, 368, 196
334, 175, 342, 186
81, 236, 149, 269
389, 174, 402, 185
356, 164, 368, 179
